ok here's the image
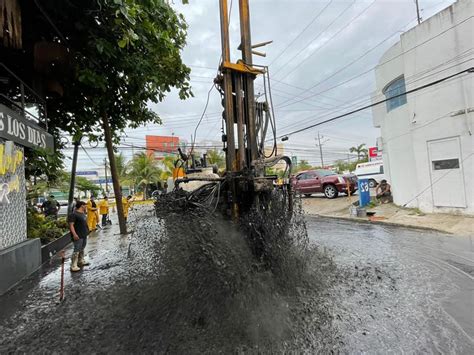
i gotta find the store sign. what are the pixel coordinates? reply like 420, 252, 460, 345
0, 104, 54, 150
368, 147, 378, 157
368, 146, 382, 161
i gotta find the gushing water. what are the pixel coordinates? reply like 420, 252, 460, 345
147, 190, 338, 351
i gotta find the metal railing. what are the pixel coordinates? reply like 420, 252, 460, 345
0, 62, 48, 129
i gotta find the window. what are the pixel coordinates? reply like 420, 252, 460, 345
384, 76, 407, 112
380, 165, 384, 174
432, 159, 460, 170
314, 170, 336, 177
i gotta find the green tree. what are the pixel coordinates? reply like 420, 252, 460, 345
24, 147, 65, 186
159, 155, 177, 181
114, 153, 131, 185
206, 149, 225, 170
76, 176, 101, 197
44, 0, 192, 140
349, 144, 368, 161
334, 160, 358, 174
296, 160, 312, 172
129, 152, 162, 199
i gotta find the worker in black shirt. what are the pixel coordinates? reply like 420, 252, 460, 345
41, 195, 60, 219
67, 201, 90, 272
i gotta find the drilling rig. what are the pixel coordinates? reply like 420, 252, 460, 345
172, 0, 292, 219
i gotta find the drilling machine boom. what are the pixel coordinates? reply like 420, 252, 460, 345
216, 0, 292, 218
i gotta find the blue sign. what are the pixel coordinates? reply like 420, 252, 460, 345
92, 178, 113, 184
358, 178, 370, 207
77, 171, 98, 176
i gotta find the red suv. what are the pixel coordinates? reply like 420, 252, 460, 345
291, 170, 358, 199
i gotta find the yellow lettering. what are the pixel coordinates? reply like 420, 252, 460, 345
0, 143, 23, 176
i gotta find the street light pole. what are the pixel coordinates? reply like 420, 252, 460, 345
415, 0, 422, 24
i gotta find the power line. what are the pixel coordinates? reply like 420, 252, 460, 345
276, 55, 473, 133
275, 48, 473, 114
191, 84, 216, 151
80, 144, 102, 166
275, 0, 378, 83
277, 67, 473, 139
268, 0, 334, 67
272, 0, 356, 78
276, 68, 469, 136
275, 15, 473, 109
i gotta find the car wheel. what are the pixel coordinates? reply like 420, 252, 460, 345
304, 194, 312, 197
324, 184, 338, 199
368, 179, 377, 188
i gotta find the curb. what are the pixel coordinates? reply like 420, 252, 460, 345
306, 213, 452, 234
40, 232, 72, 264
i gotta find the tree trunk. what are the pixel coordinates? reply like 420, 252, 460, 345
102, 113, 127, 234
67, 138, 80, 216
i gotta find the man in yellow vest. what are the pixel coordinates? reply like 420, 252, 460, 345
122, 195, 133, 223
86, 195, 99, 231
99, 195, 110, 226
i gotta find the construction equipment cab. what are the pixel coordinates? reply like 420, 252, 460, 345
354, 161, 385, 188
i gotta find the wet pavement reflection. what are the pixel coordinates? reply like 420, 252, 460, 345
308, 217, 474, 353
0, 207, 472, 353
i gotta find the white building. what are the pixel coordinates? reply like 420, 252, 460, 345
372, 0, 473, 215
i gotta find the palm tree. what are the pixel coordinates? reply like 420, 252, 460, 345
157, 155, 177, 182
349, 144, 368, 161
114, 153, 130, 182
129, 152, 162, 199
206, 149, 225, 169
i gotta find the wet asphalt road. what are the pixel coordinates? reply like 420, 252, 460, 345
307, 217, 474, 353
0, 207, 473, 353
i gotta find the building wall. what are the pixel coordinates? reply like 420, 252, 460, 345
0, 139, 27, 249
146, 135, 180, 156
372, 0, 473, 214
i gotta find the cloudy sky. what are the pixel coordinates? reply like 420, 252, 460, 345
68, 0, 456, 170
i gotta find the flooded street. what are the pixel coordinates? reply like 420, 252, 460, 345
0, 207, 472, 353
307, 217, 474, 353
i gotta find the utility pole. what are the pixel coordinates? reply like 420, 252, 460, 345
103, 113, 127, 234
104, 158, 109, 193
415, 0, 422, 24
316, 132, 329, 168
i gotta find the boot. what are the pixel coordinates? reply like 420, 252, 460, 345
70, 252, 80, 272
78, 251, 90, 267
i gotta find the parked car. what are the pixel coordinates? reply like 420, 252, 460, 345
354, 160, 385, 188
291, 169, 358, 199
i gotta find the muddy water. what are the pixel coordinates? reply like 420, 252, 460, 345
307, 217, 474, 353
1, 201, 473, 353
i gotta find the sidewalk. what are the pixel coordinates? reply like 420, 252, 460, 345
0, 206, 161, 353
0, 207, 141, 322
302, 194, 474, 236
